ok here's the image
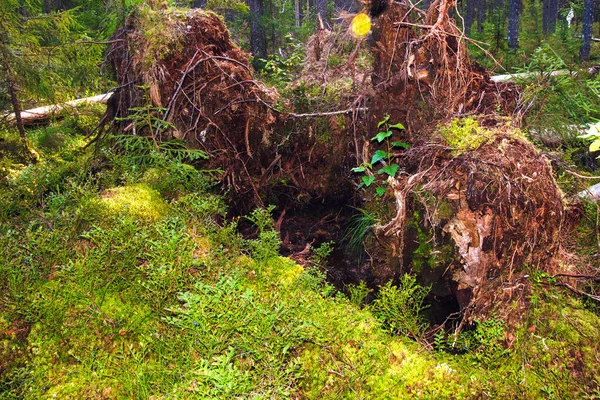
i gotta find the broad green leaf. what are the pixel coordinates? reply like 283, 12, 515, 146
391, 141, 410, 149
377, 115, 390, 128
388, 123, 405, 130
362, 175, 375, 187
377, 164, 399, 177
376, 187, 387, 197
371, 131, 393, 143
351, 166, 366, 173
371, 150, 388, 165
590, 139, 600, 153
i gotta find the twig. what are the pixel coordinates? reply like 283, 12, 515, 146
551, 273, 600, 282
564, 170, 600, 180
289, 107, 368, 118
244, 118, 253, 158
559, 282, 600, 302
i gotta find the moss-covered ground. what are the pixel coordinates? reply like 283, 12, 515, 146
0, 116, 599, 399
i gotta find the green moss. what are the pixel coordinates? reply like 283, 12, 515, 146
100, 184, 168, 221
407, 210, 455, 273
439, 117, 529, 156
439, 117, 494, 155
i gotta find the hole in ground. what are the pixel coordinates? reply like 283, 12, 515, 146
233, 197, 463, 329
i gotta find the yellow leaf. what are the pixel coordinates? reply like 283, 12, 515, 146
351, 13, 371, 37
590, 139, 600, 153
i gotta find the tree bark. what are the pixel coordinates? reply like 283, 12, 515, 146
475, 0, 486, 32
580, 0, 594, 60
0, 35, 27, 144
542, 0, 558, 34
295, 0, 301, 27
248, 0, 267, 69
507, 0, 520, 49
464, 0, 476, 35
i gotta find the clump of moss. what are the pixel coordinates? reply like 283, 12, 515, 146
439, 117, 494, 155
439, 117, 528, 156
100, 184, 168, 221
136, 5, 187, 68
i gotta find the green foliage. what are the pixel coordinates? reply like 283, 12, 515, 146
344, 207, 377, 255
347, 281, 370, 306
579, 121, 600, 156
439, 117, 494, 155
468, 0, 590, 70
514, 48, 600, 159
0, 0, 111, 110
246, 205, 282, 261
99, 184, 169, 221
260, 34, 304, 85
352, 115, 407, 196
1, 119, 600, 398
312, 240, 334, 266
369, 275, 430, 339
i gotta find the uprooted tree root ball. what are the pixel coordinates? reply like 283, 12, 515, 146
104, 4, 366, 210
105, 5, 280, 202
365, 120, 571, 333
369, 0, 518, 136
102, 1, 589, 337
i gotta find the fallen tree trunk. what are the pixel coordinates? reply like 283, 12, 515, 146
3, 93, 113, 126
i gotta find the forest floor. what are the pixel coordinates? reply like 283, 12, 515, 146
1, 108, 599, 399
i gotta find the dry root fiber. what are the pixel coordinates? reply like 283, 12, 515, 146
106, 5, 279, 199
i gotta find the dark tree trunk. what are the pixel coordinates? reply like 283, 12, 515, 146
0, 35, 26, 145
542, 0, 558, 33
295, 0, 301, 26
507, 0, 520, 49
580, 0, 594, 60
5, 73, 27, 144
476, 0, 486, 32
248, 0, 267, 69
465, 0, 476, 34
316, 0, 328, 27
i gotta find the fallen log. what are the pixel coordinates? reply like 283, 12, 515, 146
3, 93, 113, 126
490, 69, 571, 83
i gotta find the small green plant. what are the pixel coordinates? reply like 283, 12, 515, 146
246, 205, 281, 261
347, 281, 370, 306
312, 241, 334, 267
369, 274, 430, 340
344, 207, 377, 256
352, 115, 408, 197
260, 34, 304, 83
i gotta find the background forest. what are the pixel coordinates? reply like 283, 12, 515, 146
1, 0, 600, 398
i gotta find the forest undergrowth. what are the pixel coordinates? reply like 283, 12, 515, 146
0, 107, 599, 399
